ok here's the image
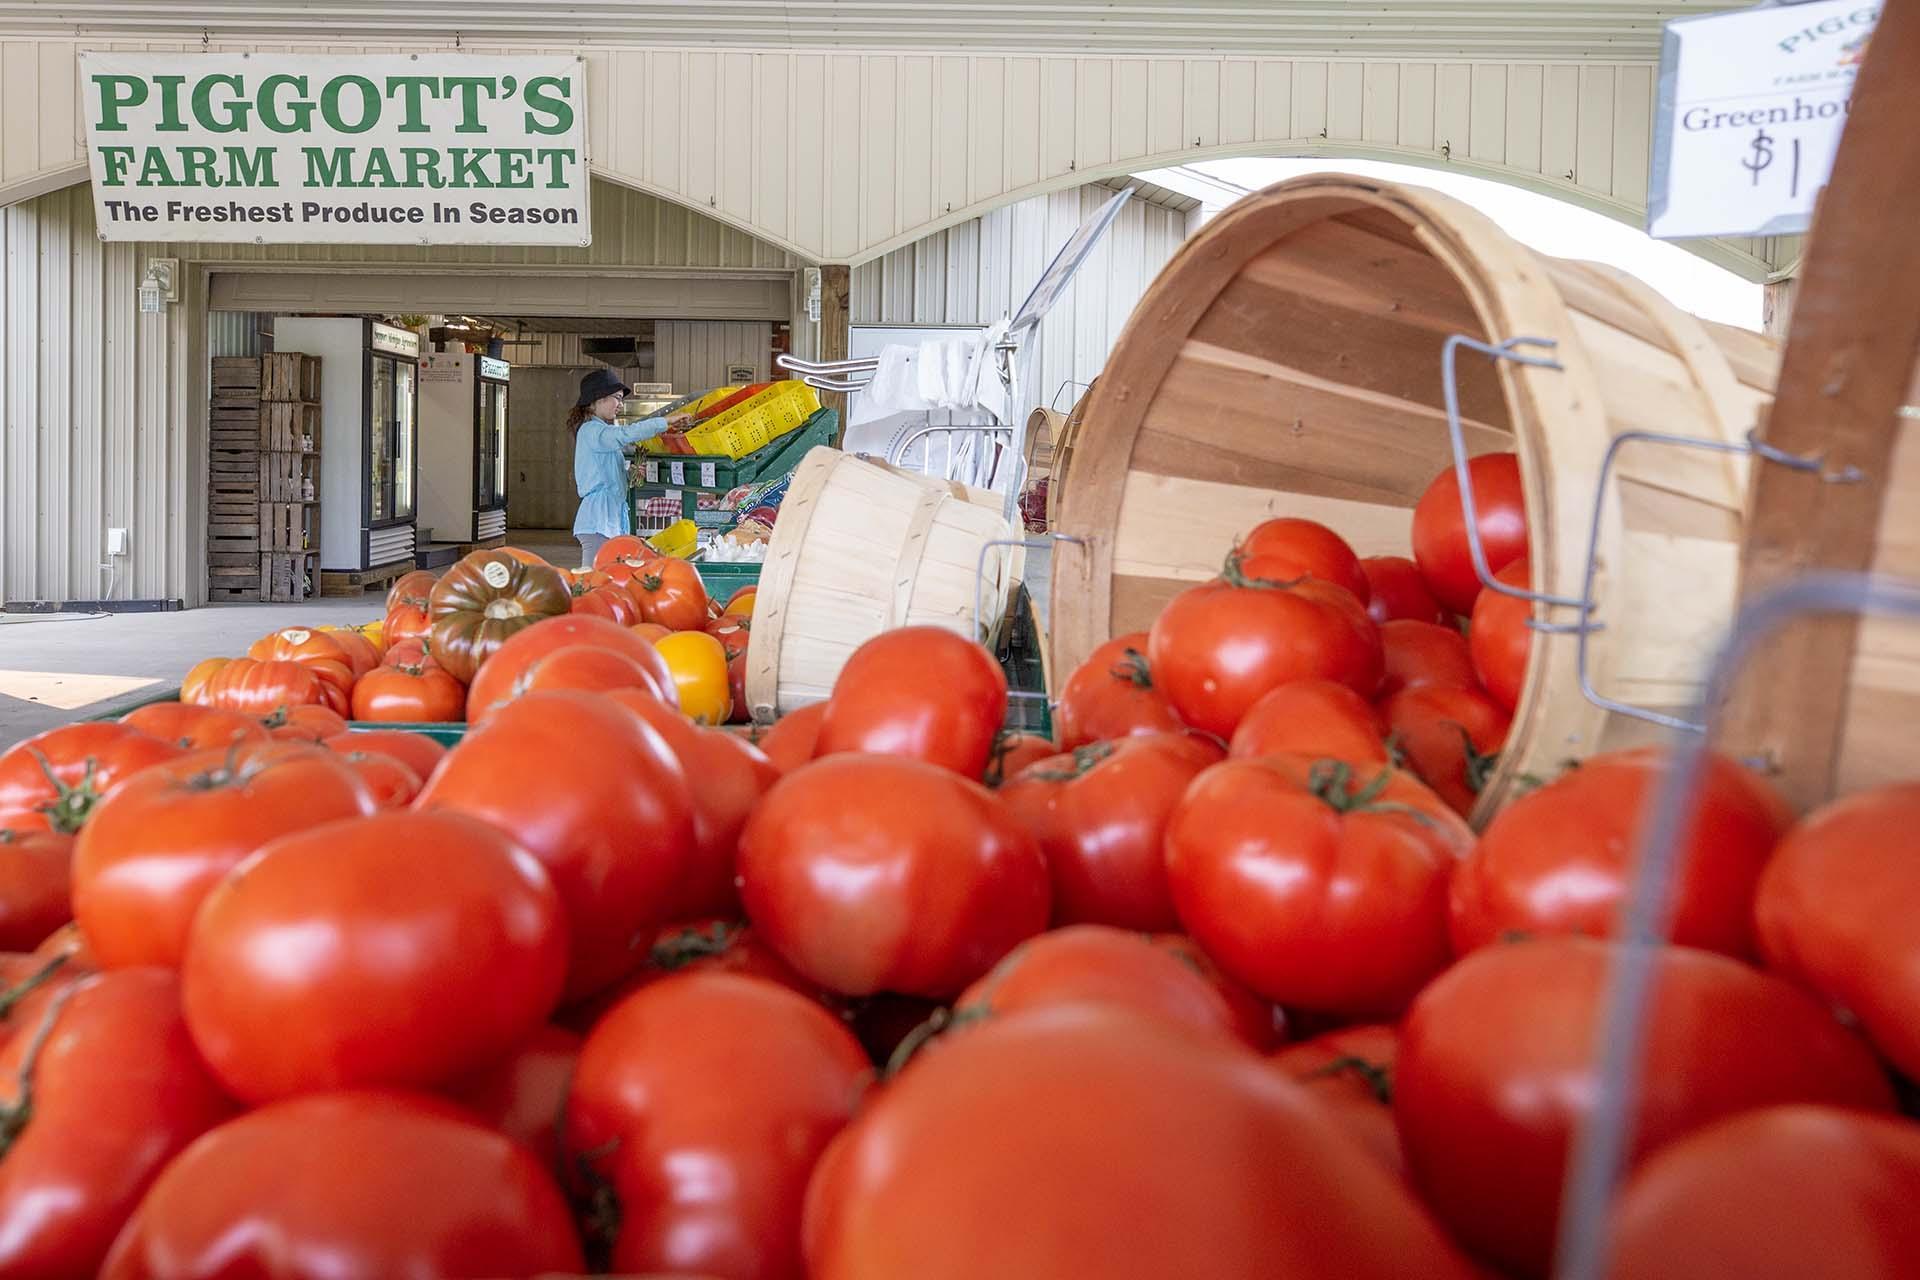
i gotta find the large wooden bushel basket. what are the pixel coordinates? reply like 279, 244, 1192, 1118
1052, 174, 1780, 823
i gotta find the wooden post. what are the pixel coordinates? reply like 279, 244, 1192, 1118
815, 264, 852, 433
1762, 276, 1798, 340
1719, 0, 1920, 810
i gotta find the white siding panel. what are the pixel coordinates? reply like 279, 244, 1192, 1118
753, 54, 790, 243
1112, 61, 1151, 160
1612, 64, 1654, 206
1042, 59, 1077, 180
824, 54, 864, 260
1327, 62, 1364, 143
1507, 65, 1545, 175
1400, 63, 1436, 151
1149, 60, 1183, 154
1258, 61, 1293, 140
1221, 61, 1256, 146
1187, 59, 1221, 148
718, 53, 755, 222
1544, 65, 1582, 182
864, 57, 899, 248
969, 58, 1007, 206
1436, 64, 1472, 158
1363, 63, 1399, 145
899, 56, 935, 233
1471, 65, 1508, 163
790, 54, 827, 256
684, 51, 720, 209
1004, 59, 1042, 191
1578, 66, 1617, 194
1293, 62, 1328, 141
654, 321, 772, 390
936, 57, 972, 210
1077, 59, 1115, 169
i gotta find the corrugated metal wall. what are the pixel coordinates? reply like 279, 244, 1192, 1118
653, 322, 773, 391
206, 312, 264, 359
1, 37, 1789, 280
852, 185, 1189, 424
2, 183, 200, 607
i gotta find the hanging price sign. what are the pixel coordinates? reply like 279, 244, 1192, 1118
1647, 1, 1878, 239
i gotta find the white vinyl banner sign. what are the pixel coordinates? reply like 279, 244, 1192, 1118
1647, 1, 1878, 240
78, 52, 590, 246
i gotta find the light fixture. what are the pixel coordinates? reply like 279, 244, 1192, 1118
138, 259, 178, 315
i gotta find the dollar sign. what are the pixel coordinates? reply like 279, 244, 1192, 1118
1743, 129, 1775, 186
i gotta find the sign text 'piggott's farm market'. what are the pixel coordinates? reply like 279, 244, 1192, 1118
79, 53, 591, 246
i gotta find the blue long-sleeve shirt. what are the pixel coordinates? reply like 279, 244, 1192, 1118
573, 414, 668, 538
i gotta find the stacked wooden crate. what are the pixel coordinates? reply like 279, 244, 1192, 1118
207, 354, 322, 602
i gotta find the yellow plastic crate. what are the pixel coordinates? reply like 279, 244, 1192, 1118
683, 382, 821, 459
647, 518, 699, 559
688, 384, 744, 415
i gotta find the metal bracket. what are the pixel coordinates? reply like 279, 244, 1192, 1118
1554, 571, 1920, 1280
972, 534, 1085, 686
1441, 331, 1862, 735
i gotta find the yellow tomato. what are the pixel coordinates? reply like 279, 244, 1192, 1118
723, 587, 757, 618
653, 630, 732, 725
358, 619, 386, 654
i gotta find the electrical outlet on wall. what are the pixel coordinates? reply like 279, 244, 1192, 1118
107, 527, 129, 556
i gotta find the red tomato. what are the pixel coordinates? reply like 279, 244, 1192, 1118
708, 613, 752, 662
950, 924, 1252, 1050
1269, 1024, 1402, 1176
119, 703, 267, 752
605, 688, 781, 919
1467, 557, 1532, 711
997, 734, 1221, 930
323, 728, 447, 782
1227, 679, 1389, 764
570, 583, 644, 627
1379, 619, 1479, 698
464, 614, 676, 722
1382, 684, 1512, 818
982, 731, 1056, 787
558, 918, 825, 1033
1151, 932, 1282, 1051
737, 755, 1049, 998
727, 650, 750, 724
1449, 747, 1791, 960
757, 702, 826, 773
0, 724, 185, 835
1360, 555, 1447, 626
565, 972, 870, 1277
1396, 937, 1894, 1277
628, 620, 673, 644
1606, 1106, 1920, 1280
99, 1090, 584, 1278
386, 568, 439, 614
384, 601, 432, 650
72, 744, 376, 969
1053, 633, 1185, 752
331, 750, 423, 808
1235, 517, 1370, 601
804, 1006, 1483, 1280
0, 969, 235, 1278
323, 628, 381, 679
631, 558, 712, 632
1411, 451, 1529, 617
260, 703, 349, 743
815, 627, 1008, 777
351, 651, 466, 723
182, 810, 567, 1102
178, 658, 228, 708
1755, 782, 1920, 1081
594, 533, 660, 573
1165, 754, 1471, 1017
443, 1024, 580, 1171
1148, 575, 1382, 738
0, 827, 73, 952
415, 690, 697, 1001
470, 644, 664, 725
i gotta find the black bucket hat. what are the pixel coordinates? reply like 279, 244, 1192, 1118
577, 367, 632, 408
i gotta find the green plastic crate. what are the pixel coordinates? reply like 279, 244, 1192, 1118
631, 407, 837, 498
346, 721, 467, 747
694, 561, 762, 600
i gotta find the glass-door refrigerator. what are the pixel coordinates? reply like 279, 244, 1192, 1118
420, 352, 510, 545
275, 317, 421, 572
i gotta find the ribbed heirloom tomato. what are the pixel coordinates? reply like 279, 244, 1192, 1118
0, 969, 235, 1279
414, 690, 697, 1000
428, 549, 575, 685
997, 733, 1221, 930
118, 703, 266, 753
737, 754, 1048, 998
1395, 937, 1895, 1278
803, 1006, 1483, 1280
815, 627, 1008, 777
200, 658, 341, 718
1164, 754, 1471, 1017
181, 809, 568, 1102
72, 742, 376, 969
565, 972, 870, 1279
1148, 566, 1382, 739
1448, 747, 1791, 959
1053, 633, 1186, 751
99, 1091, 585, 1278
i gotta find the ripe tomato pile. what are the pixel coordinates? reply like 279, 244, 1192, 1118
0, 469, 1916, 1278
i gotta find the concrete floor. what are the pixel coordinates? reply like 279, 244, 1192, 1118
0, 530, 580, 747
0, 529, 1049, 748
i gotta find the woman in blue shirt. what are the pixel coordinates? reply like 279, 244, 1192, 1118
567, 368, 687, 569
